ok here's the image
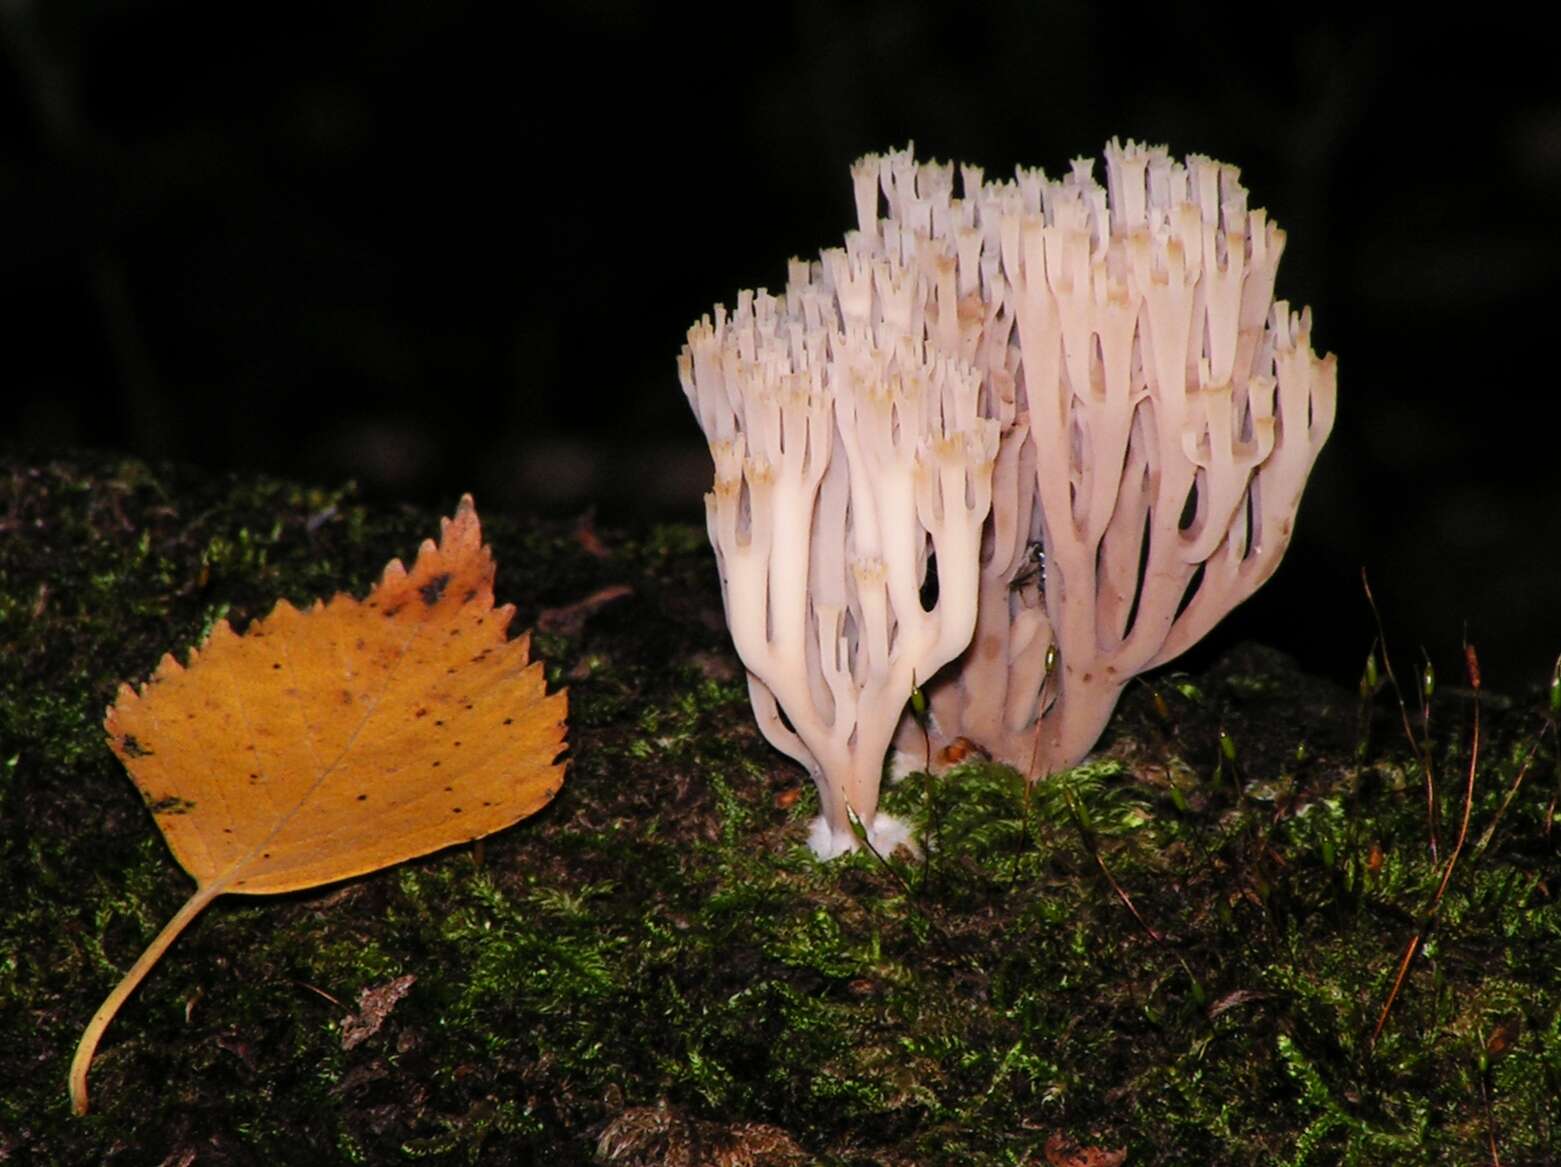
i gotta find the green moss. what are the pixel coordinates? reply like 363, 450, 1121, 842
2, 455, 1558, 1164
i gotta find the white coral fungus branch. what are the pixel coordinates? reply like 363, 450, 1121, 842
679, 245, 998, 856
680, 139, 1336, 855
858, 140, 1338, 777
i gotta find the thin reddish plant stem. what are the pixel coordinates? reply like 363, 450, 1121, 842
1361, 569, 1439, 861
1481, 1071, 1503, 1167
1066, 793, 1163, 946
1371, 643, 1483, 1047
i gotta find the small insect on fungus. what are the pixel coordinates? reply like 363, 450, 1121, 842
1009, 540, 1046, 595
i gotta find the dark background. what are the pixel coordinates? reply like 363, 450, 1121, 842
3, 2, 1558, 692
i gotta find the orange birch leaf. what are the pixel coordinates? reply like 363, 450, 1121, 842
70, 495, 567, 1115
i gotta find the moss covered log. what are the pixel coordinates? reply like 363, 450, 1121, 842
1, 454, 1557, 1164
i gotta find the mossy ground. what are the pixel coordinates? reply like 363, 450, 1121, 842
1, 454, 1557, 1165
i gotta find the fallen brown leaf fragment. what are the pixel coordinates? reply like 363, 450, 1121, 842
1206, 988, 1273, 1019
340, 974, 417, 1050
571, 509, 612, 558
1044, 1131, 1128, 1167
596, 1099, 807, 1167
773, 785, 803, 809
70, 495, 567, 1115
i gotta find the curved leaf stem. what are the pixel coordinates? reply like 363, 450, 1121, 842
69, 878, 227, 1115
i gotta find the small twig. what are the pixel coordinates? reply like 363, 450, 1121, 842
294, 979, 345, 1010
536, 584, 633, 637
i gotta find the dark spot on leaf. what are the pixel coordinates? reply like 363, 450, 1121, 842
357, 793, 368, 801
453, 741, 462, 747
502, 718, 513, 726
147, 795, 196, 815
452, 807, 462, 814
432, 761, 440, 767
463, 589, 477, 602
272, 663, 282, 670
384, 604, 404, 619
434, 720, 444, 727
340, 690, 354, 704
414, 707, 428, 718
419, 572, 452, 606
121, 734, 152, 758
